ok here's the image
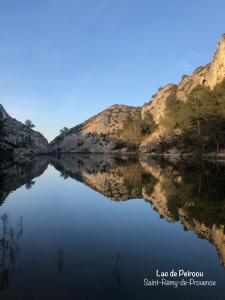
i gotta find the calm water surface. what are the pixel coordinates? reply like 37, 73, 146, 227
0, 155, 225, 300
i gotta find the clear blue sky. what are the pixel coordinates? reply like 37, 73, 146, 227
0, 0, 225, 141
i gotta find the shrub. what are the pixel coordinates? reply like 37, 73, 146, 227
25, 119, 35, 128
119, 112, 157, 143
161, 80, 225, 152
181, 74, 188, 80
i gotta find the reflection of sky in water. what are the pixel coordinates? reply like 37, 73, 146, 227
0, 157, 225, 300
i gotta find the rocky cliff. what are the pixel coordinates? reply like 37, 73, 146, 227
140, 34, 225, 153
51, 35, 225, 154
0, 104, 50, 157
51, 104, 141, 153
177, 34, 225, 100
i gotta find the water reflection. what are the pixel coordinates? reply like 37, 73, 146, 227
111, 253, 122, 286
0, 154, 225, 298
56, 248, 64, 275
0, 214, 23, 290
50, 154, 225, 267
51, 155, 157, 201
1, 155, 225, 268
0, 156, 49, 204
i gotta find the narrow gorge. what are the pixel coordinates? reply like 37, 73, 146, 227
1, 35, 225, 158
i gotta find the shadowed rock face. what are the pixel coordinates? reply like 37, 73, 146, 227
0, 156, 49, 204
0, 104, 49, 157
51, 155, 225, 266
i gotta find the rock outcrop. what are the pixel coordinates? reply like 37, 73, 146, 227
177, 34, 225, 100
51, 104, 140, 153
140, 84, 177, 152
51, 35, 225, 154
2, 35, 224, 155
0, 104, 49, 157
140, 34, 225, 152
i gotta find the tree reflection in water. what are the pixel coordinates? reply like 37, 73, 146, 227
111, 253, 122, 286
56, 248, 64, 275
0, 214, 23, 290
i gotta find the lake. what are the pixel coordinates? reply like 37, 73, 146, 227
0, 155, 225, 300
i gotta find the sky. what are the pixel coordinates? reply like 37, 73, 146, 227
0, 0, 225, 141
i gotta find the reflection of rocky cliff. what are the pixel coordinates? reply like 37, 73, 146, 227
140, 158, 225, 267
51, 155, 225, 266
1, 154, 225, 267
0, 156, 49, 204
51, 155, 156, 201
0, 214, 23, 291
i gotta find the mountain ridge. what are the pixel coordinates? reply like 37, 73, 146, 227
51, 34, 225, 155
1, 34, 225, 157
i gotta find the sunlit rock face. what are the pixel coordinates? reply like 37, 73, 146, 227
141, 85, 177, 124
50, 35, 225, 154
0, 156, 49, 204
177, 34, 225, 100
0, 104, 49, 157
50, 105, 141, 154
139, 35, 225, 152
140, 85, 177, 153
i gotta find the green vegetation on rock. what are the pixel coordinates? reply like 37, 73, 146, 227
119, 111, 157, 144
161, 80, 225, 153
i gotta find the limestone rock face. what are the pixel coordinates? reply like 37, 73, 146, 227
177, 34, 225, 100
141, 84, 177, 123
50, 35, 225, 154
140, 85, 177, 152
139, 34, 225, 152
0, 104, 49, 157
51, 104, 140, 153
82, 104, 140, 135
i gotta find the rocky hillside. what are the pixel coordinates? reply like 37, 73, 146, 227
51, 34, 225, 154
1, 35, 224, 156
140, 34, 225, 153
51, 104, 141, 153
0, 104, 49, 158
